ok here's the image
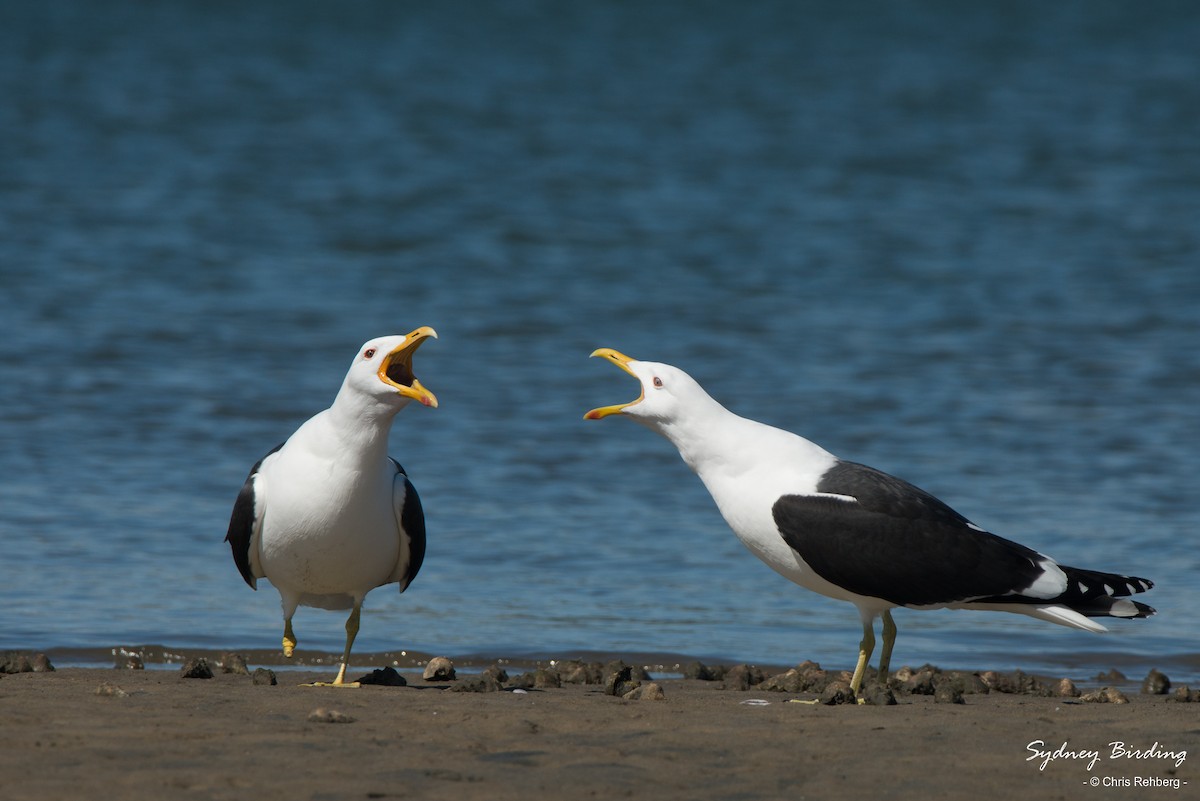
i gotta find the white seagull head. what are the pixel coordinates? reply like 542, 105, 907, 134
584, 348, 717, 432
343, 327, 439, 410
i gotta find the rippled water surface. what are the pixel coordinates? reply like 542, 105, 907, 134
2, 1, 1198, 681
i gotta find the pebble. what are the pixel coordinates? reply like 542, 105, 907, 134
422, 657, 456, 682
220, 653, 250, 675
307, 708, 355, 724
1, 651, 55, 674
604, 665, 639, 698
622, 681, 665, 701
179, 658, 213, 679
508, 668, 561, 690
933, 684, 963, 705
820, 680, 854, 705
558, 661, 599, 684
855, 684, 896, 705
1170, 686, 1199, 703
1141, 669, 1171, 695
1080, 686, 1129, 704
759, 664, 829, 694
683, 662, 723, 681
721, 664, 767, 691
95, 682, 129, 697
450, 672, 504, 693
252, 668, 278, 686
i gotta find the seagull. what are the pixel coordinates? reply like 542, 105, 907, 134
584, 348, 1155, 698
225, 327, 438, 686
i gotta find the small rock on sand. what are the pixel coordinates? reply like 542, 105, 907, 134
1080, 686, 1129, 704
95, 682, 129, 697
1170, 686, 1199, 703
220, 653, 250, 675
2, 651, 55, 674
559, 661, 602, 684
252, 668, 278, 686
605, 665, 639, 698
180, 658, 214, 679
721, 664, 767, 691
510, 668, 562, 690
622, 682, 665, 701
308, 708, 355, 724
820, 680, 854, 705
759, 663, 829, 694
683, 662, 723, 681
1141, 669, 1170, 695
450, 671, 505, 693
422, 657, 456, 682
933, 684, 963, 704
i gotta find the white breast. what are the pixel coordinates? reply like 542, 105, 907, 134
256, 440, 400, 604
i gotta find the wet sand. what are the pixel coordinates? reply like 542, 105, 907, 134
1, 657, 1194, 801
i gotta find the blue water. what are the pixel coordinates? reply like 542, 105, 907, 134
2, 1, 1198, 681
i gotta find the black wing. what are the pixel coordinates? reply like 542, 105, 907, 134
224, 443, 283, 588
773, 460, 1049, 607
391, 459, 427, 592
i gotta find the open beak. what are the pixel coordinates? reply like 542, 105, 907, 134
379, 326, 439, 407
584, 348, 641, 419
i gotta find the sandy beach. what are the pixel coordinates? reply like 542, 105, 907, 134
1, 653, 1194, 801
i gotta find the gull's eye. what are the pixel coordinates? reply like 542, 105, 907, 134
653, 377, 663, 388
364, 348, 377, 359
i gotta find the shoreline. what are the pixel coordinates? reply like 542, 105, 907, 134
1, 662, 1195, 801
20, 642, 1200, 687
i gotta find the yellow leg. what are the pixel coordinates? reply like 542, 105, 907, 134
331, 604, 361, 686
303, 603, 363, 688
282, 619, 297, 658
850, 616, 875, 697
877, 610, 897, 684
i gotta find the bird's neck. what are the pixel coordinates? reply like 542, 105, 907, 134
322, 386, 403, 460
650, 400, 760, 477
649, 400, 828, 486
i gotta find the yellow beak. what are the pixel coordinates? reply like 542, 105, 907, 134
380, 326, 439, 408
584, 348, 641, 419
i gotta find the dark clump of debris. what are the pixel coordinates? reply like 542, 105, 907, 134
356, 666, 408, 686
1, 651, 55, 674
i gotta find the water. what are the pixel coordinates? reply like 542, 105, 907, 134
2, 1, 1198, 682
